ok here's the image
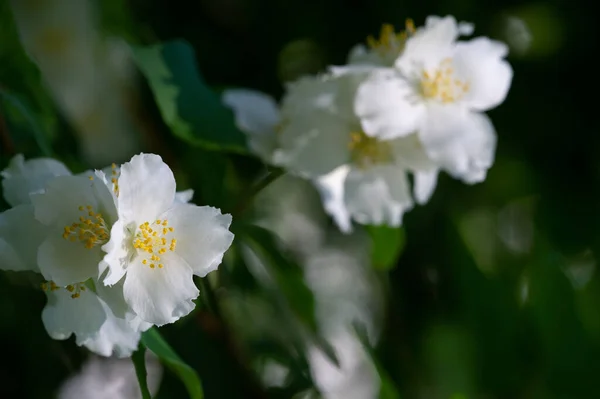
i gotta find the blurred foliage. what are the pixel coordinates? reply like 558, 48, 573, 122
1, 0, 598, 398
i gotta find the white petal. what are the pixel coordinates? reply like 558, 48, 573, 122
123, 254, 198, 326
1, 154, 71, 206
163, 204, 234, 277
453, 37, 513, 111
355, 70, 424, 139
313, 165, 353, 233
344, 166, 413, 227
42, 286, 106, 341
30, 175, 111, 227
118, 154, 176, 224
78, 298, 142, 358
413, 169, 439, 204
0, 205, 48, 272
174, 189, 194, 204
38, 233, 104, 286
420, 105, 496, 183
273, 110, 352, 178
101, 219, 130, 286
388, 134, 437, 170
281, 75, 338, 117
397, 16, 458, 73
222, 89, 281, 160
95, 278, 129, 319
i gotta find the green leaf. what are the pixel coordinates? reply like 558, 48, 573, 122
131, 40, 248, 153
132, 344, 152, 399
142, 327, 204, 399
367, 225, 405, 271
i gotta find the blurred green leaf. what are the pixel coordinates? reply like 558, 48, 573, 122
132, 344, 152, 399
131, 40, 248, 153
142, 327, 204, 399
367, 225, 405, 271
0, 89, 53, 156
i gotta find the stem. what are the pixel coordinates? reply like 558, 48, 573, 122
232, 167, 285, 217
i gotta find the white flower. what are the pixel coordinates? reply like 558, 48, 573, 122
30, 172, 118, 286
1, 154, 70, 206
102, 154, 234, 325
273, 72, 436, 232
222, 89, 281, 161
57, 354, 163, 399
355, 15, 513, 182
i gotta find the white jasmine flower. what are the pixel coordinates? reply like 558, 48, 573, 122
222, 89, 281, 161
102, 154, 234, 325
355, 15, 513, 182
273, 72, 436, 231
1, 154, 70, 206
30, 172, 118, 286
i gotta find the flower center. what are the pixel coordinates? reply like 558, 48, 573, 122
41, 281, 87, 299
63, 205, 110, 249
367, 19, 415, 58
420, 58, 470, 103
348, 131, 393, 168
133, 219, 177, 269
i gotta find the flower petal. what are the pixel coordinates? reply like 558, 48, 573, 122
163, 204, 234, 277
174, 189, 194, 204
30, 175, 105, 227
413, 169, 439, 204
273, 110, 352, 178
344, 165, 412, 227
453, 37, 513, 111
1, 154, 71, 206
38, 233, 103, 286
355, 70, 424, 139
78, 298, 142, 358
420, 105, 496, 183
118, 154, 176, 224
101, 219, 130, 286
397, 16, 458, 73
0, 205, 48, 272
222, 89, 280, 160
42, 287, 106, 341
123, 253, 198, 326
313, 165, 353, 233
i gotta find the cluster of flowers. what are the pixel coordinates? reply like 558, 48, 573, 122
224, 15, 513, 232
0, 153, 234, 357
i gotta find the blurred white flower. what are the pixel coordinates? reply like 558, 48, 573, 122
102, 154, 234, 325
58, 353, 163, 399
274, 72, 437, 231
0, 205, 48, 272
1, 154, 71, 207
347, 20, 416, 67
355, 15, 512, 183
222, 89, 281, 161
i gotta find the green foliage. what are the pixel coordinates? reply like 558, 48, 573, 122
142, 328, 204, 399
132, 344, 152, 399
131, 40, 248, 153
367, 225, 406, 271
